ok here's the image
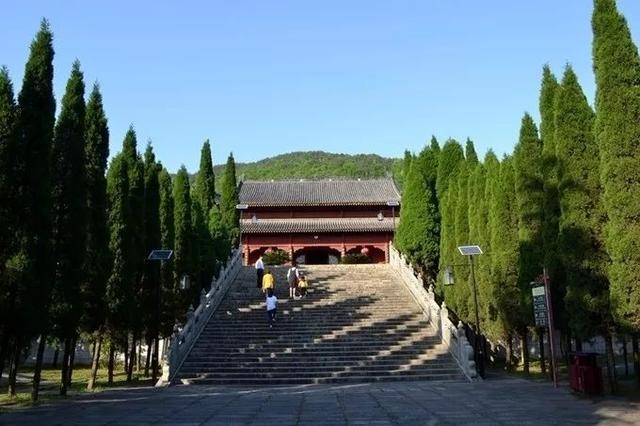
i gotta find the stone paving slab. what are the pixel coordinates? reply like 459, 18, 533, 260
1, 378, 639, 425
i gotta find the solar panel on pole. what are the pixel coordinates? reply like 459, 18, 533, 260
457, 245, 483, 256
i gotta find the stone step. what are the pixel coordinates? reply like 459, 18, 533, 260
176, 264, 465, 385
178, 374, 466, 385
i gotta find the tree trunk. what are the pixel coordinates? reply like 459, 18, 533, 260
137, 342, 142, 372
506, 335, 513, 372
51, 345, 59, 368
632, 334, 639, 389
520, 329, 530, 375
31, 335, 47, 401
144, 341, 151, 377
59, 337, 71, 396
127, 336, 136, 382
152, 337, 160, 383
88, 336, 102, 391
575, 337, 583, 352
107, 344, 115, 385
8, 343, 20, 397
0, 334, 9, 383
622, 336, 629, 377
67, 334, 78, 385
537, 327, 546, 375
123, 338, 129, 374
604, 331, 618, 394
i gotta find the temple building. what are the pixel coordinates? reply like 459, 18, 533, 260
238, 178, 401, 265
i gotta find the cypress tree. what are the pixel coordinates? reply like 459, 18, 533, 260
219, 153, 239, 241
209, 207, 231, 268
49, 61, 87, 396
141, 143, 161, 379
513, 113, 544, 374
105, 154, 132, 384
121, 127, 145, 381
556, 65, 616, 389
468, 161, 488, 327
158, 167, 176, 338
82, 83, 109, 334
539, 66, 566, 364
593, 0, 640, 335
83, 83, 109, 390
439, 175, 458, 304
394, 147, 440, 280
174, 166, 194, 310
436, 139, 465, 201
430, 135, 440, 156
465, 138, 479, 166
453, 162, 471, 320
490, 156, 521, 368
0, 67, 17, 380
481, 151, 501, 339
192, 141, 217, 291
10, 20, 56, 394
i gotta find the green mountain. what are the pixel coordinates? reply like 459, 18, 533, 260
213, 151, 403, 184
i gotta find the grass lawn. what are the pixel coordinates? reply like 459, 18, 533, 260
0, 365, 156, 411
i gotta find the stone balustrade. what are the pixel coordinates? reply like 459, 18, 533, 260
389, 245, 477, 380
157, 248, 243, 386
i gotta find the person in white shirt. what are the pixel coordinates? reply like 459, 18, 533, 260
255, 255, 264, 289
266, 288, 277, 327
286, 262, 300, 299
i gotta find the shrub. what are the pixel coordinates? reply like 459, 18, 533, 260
340, 253, 373, 264
262, 249, 290, 265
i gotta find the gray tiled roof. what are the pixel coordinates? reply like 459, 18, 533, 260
238, 178, 401, 207
241, 217, 397, 234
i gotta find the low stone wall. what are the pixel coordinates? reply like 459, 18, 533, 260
158, 248, 243, 386
389, 245, 477, 380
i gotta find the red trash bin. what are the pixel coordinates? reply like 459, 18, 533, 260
569, 352, 603, 395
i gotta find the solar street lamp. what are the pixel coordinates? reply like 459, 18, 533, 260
445, 245, 485, 378
147, 249, 173, 383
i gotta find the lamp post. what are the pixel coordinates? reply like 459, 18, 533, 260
444, 245, 485, 378
147, 249, 173, 383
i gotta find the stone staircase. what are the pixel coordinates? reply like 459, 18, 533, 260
176, 265, 467, 385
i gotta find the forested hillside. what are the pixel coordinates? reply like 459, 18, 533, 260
212, 151, 403, 184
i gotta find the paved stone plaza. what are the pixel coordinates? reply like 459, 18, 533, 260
1, 377, 639, 425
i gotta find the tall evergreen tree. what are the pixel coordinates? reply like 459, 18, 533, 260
465, 138, 479, 165
539, 66, 567, 356
453, 162, 471, 320
435, 139, 465, 201
158, 167, 176, 338
513, 113, 544, 374
394, 147, 440, 281
83, 84, 109, 390
141, 143, 161, 379
193, 140, 216, 214
468, 160, 488, 327
82, 83, 110, 336
489, 156, 521, 367
105, 154, 132, 383
192, 141, 217, 291
430, 135, 440, 156
593, 0, 640, 335
480, 151, 501, 339
121, 127, 145, 381
556, 65, 616, 389
173, 166, 194, 310
49, 61, 87, 396
9, 20, 56, 394
0, 67, 17, 380
219, 153, 239, 241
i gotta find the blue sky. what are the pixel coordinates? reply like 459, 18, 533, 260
2, 1, 640, 172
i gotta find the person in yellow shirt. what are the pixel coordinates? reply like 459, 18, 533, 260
262, 269, 275, 294
297, 274, 309, 298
